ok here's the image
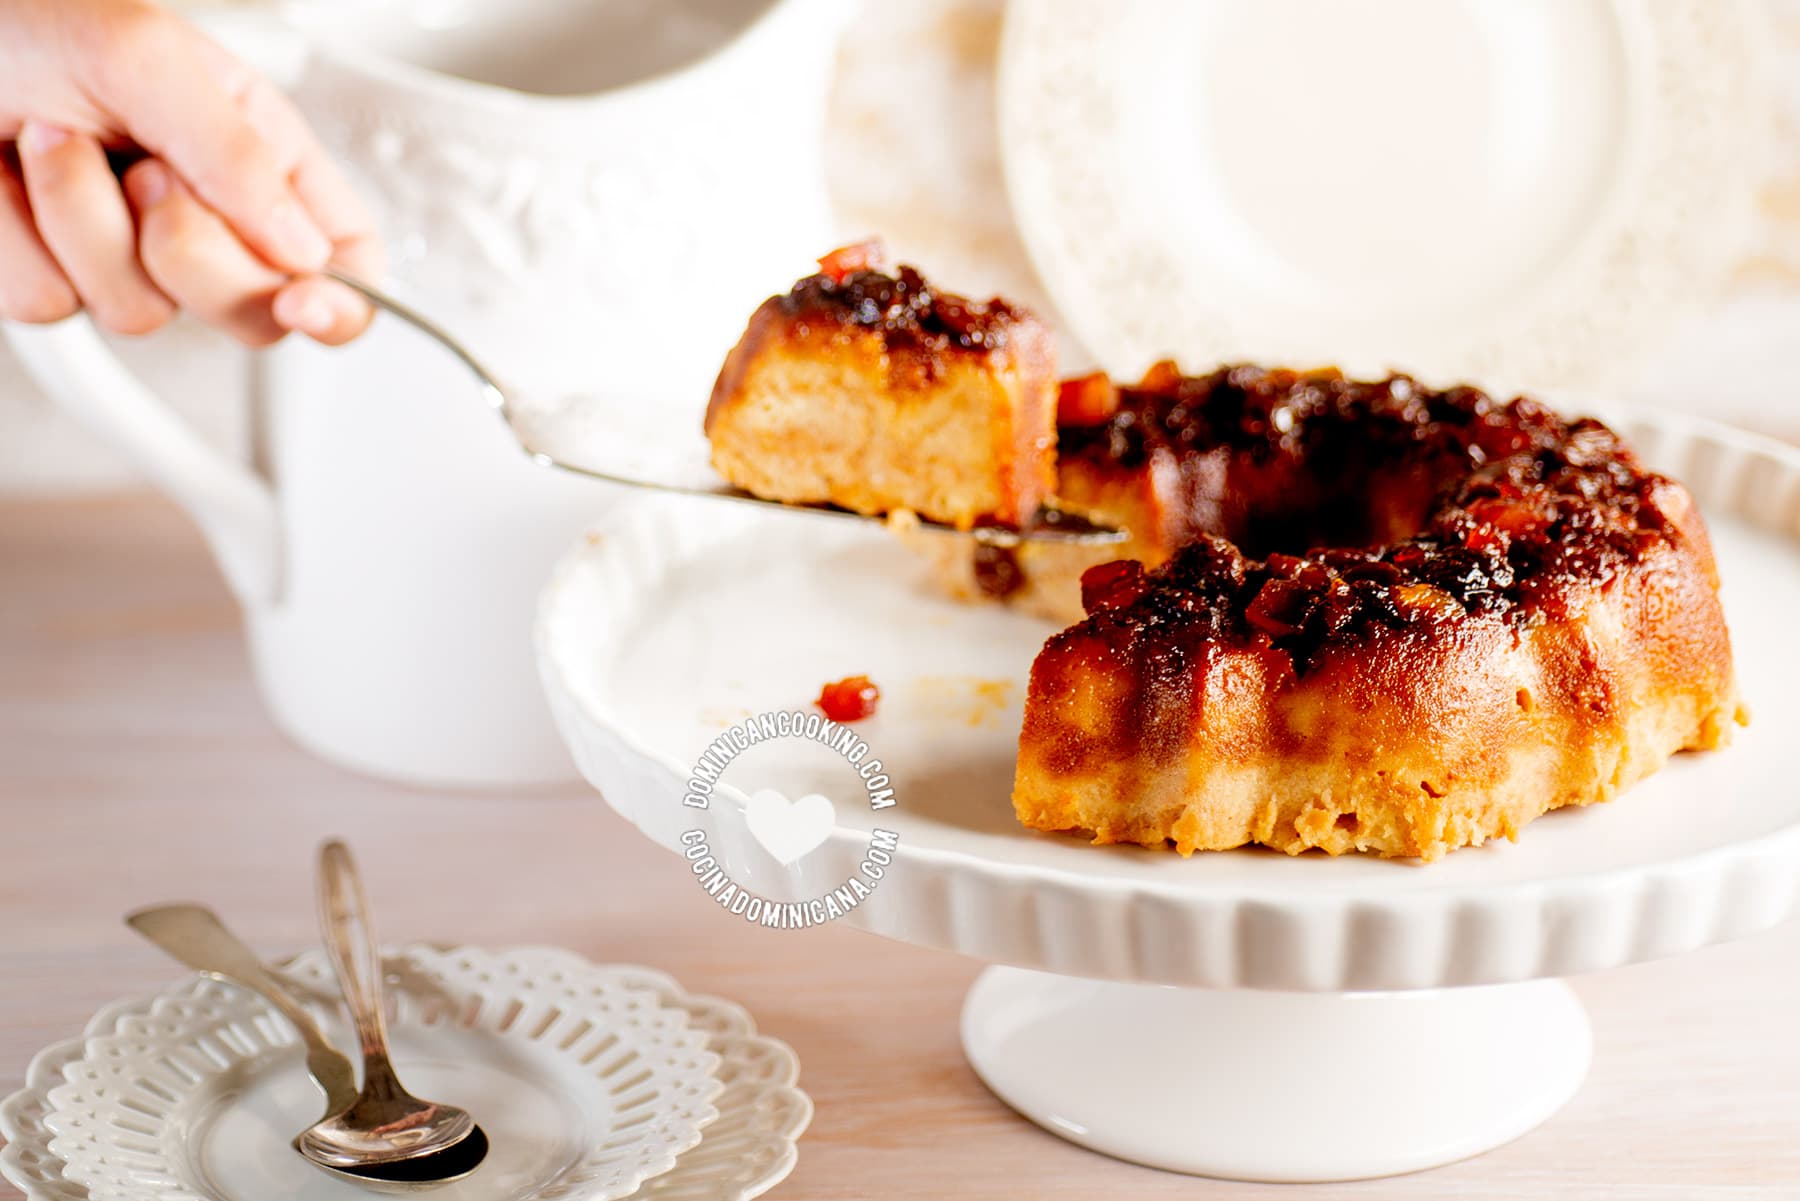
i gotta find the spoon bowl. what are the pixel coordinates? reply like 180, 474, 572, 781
295, 1104, 479, 1171
297, 1126, 491, 1194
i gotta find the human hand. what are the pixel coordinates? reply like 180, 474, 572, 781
0, 0, 380, 345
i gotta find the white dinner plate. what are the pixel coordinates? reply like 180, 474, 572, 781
997, 0, 1767, 389
538, 409, 1800, 992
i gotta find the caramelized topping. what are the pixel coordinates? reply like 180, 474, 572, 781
1058, 363, 1530, 474
1070, 365, 1681, 673
783, 263, 1026, 354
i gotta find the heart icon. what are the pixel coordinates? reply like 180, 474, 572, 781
744, 789, 836, 866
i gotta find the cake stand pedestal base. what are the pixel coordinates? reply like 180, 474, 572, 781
960, 966, 1591, 1183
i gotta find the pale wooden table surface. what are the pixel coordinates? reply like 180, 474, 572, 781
3, 495, 1798, 1200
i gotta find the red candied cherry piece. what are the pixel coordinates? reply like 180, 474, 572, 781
817, 675, 880, 722
1473, 419, 1532, 459
817, 240, 887, 283
1137, 359, 1184, 390
1467, 497, 1545, 537
1462, 524, 1503, 552
1245, 578, 1315, 638
1389, 544, 1428, 572
1081, 559, 1149, 612
1057, 372, 1120, 426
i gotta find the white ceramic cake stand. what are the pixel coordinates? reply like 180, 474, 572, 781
536, 410, 1800, 1183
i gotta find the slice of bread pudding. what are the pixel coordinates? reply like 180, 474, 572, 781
705, 243, 1058, 530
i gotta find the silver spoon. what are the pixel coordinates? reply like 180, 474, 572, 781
323, 269, 1125, 549
126, 903, 487, 1191
309, 840, 478, 1171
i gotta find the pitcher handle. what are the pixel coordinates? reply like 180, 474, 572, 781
0, 7, 313, 606
3, 320, 281, 605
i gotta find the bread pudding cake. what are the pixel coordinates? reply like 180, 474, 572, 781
1015, 365, 1743, 860
705, 254, 1744, 860
705, 243, 1058, 529
894, 365, 1192, 623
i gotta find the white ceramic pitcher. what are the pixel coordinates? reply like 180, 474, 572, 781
3, 0, 844, 788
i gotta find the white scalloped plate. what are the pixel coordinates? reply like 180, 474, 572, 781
997, 0, 1767, 389
0, 947, 781, 1201
537, 409, 1800, 992
1, 960, 807, 1201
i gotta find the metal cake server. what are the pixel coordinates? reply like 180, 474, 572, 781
323, 269, 1125, 548
126, 903, 487, 1191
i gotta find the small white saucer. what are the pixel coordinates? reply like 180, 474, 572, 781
2, 948, 809, 1201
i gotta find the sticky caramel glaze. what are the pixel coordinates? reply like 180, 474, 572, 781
707, 267, 1028, 408
704, 265, 1057, 528
704, 266, 1041, 428
1058, 363, 1594, 559
791, 265, 1026, 345
1015, 366, 1744, 860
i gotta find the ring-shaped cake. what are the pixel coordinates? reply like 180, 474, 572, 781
703, 251, 1743, 860
1016, 364, 1743, 859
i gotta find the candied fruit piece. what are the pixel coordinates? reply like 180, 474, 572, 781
1138, 359, 1184, 390
1395, 583, 1463, 621
817, 239, 886, 283
1082, 559, 1150, 612
1246, 578, 1315, 638
1058, 372, 1120, 426
1389, 544, 1428, 572
1264, 553, 1308, 581
816, 675, 880, 722
1467, 497, 1545, 537
1473, 418, 1532, 460
1460, 522, 1503, 553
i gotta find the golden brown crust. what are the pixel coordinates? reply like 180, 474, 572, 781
704, 267, 1057, 529
1015, 538, 1742, 860
1012, 365, 1744, 860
